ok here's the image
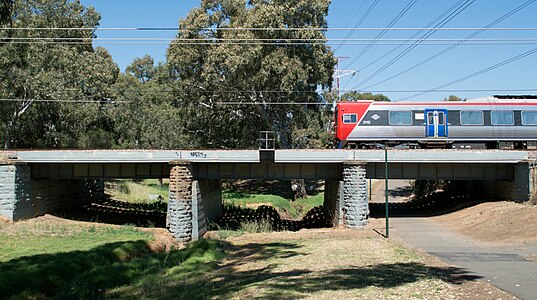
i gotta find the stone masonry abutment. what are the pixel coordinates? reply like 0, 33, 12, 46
0, 163, 104, 221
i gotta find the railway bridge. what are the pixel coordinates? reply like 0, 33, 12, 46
1, 149, 536, 242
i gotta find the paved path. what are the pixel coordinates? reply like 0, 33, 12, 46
390, 217, 537, 300
372, 180, 537, 300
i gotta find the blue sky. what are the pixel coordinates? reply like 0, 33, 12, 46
80, 0, 537, 101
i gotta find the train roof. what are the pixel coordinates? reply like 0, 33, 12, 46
337, 95, 537, 105
465, 95, 537, 102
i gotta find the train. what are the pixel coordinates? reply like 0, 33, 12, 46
333, 95, 537, 149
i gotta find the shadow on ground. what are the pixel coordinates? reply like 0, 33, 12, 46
0, 238, 482, 299
369, 191, 500, 218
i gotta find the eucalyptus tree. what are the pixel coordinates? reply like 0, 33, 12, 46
0, 0, 119, 148
0, 0, 13, 26
167, 0, 335, 149
111, 57, 191, 149
340, 91, 390, 102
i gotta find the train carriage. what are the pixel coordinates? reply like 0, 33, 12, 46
334, 95, 537, 149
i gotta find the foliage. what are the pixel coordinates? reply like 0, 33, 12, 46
109, 60, 193, 149
411, 180, 446, 200
223, 190, 324, 219
240, 218, 274, 233
1, 1, 337, 150
167, 0, 335, 149
442, 95, 464, 101
0, 0, 119, 148
107, 179, 170, 205
340, 91, 390, 102
0, 0, 13, 26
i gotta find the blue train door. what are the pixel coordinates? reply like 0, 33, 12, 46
425, 109, 448, 138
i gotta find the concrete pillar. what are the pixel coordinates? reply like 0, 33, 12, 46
342, 161, 369, 228
192, 179, 222, 240
509, 162, 532, 202
323, 179, 344, 226
168, 161, 195, 242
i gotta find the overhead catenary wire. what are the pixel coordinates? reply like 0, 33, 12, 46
332, 0, 381, 52
2, 89, 537, 104
356, 0, 536, 90
397, 46, 537, 101
349, 0, 480, 90
2, 39, 537, 46
355, 0, 475, 72
2, 27, 537, 31
342, 0, 418, 69
341, 0, 476, 91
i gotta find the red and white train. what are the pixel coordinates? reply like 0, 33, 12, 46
333, 95, 537, 149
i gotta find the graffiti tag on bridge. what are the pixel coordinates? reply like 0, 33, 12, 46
190, 151, 207, 158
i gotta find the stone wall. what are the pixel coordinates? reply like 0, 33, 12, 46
1, 164, 105, 220
168, 162, 194, 242
342, 162, 369, 228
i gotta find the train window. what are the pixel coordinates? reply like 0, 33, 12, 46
389, 111, 412, 125
342, 113, 358, 124
460, 111, 484, 125
522, 111, 537, 125
491, 111, 514, 125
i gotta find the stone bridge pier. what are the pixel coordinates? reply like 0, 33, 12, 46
167, 161, 223, 242
167, 160, 370, 242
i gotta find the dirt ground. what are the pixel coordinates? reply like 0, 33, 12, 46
3, 190, 537, 299
435, 201, 537, 244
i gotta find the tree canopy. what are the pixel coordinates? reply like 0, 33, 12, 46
0, 0, 120, 148
1, 0, 340, 150
340, 91, 390, 102
167, 0, 335, 148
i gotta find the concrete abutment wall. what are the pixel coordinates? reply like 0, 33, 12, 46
0, 163, 104, 221
451, 161, 536, 202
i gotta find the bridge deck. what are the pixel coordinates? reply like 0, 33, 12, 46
2, 149, 531, 164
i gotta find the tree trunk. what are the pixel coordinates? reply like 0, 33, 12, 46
291, 179, 308, 201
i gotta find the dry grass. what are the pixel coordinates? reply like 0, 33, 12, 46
435, 201, 537, 244
208, 228, 515, 299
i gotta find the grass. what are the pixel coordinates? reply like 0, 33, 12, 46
0, 219, 223, 299
223, 191, 324, 219
0, 216, 493, 299
0, 222, 151, 262
108, 179, 169, 204
107, 179, 324, 219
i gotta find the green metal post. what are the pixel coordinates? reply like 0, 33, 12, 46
385, 144, 389, 238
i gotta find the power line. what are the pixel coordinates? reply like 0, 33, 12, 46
349, 0, 478, 90
1, 89, 536, 104
2, 27, 537, 31
3, 37, 537, 42
397, 46, 537, 101
333, 0, 381, 52
2, 40, 537, 46
358, 0, 537, 90
343, 0, 418, 69
355, 0, 473, 72
341, 0, 475, 92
